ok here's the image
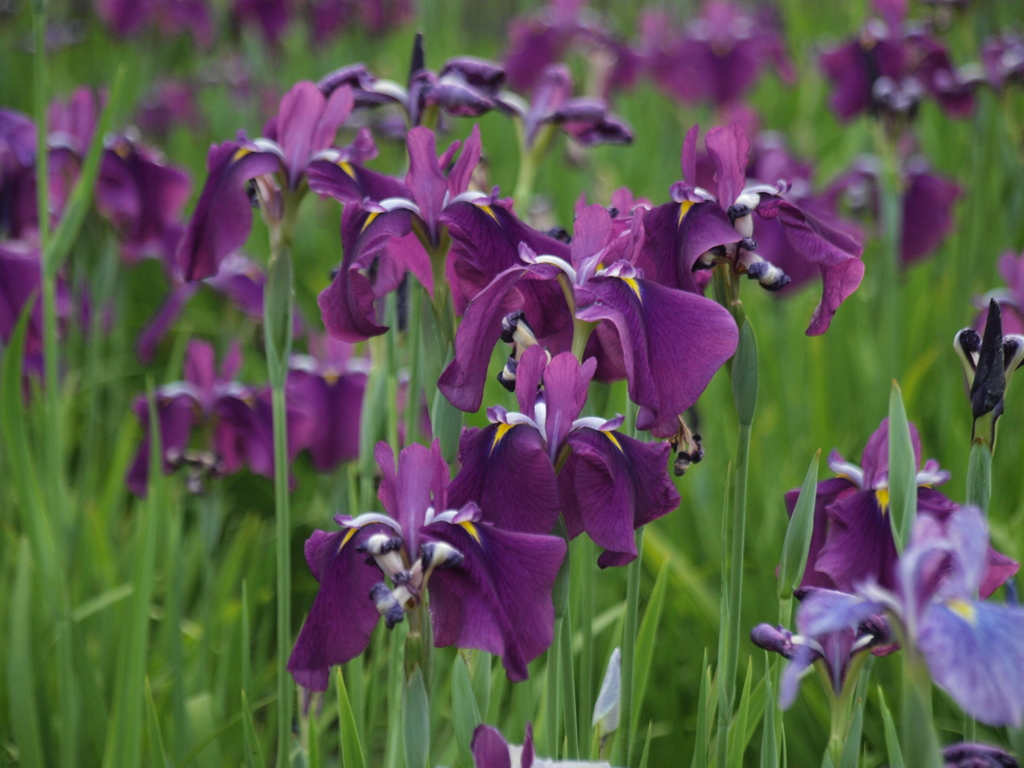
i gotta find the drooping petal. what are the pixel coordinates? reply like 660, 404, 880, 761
640, 200, 741, 294
819, 41, 874, 122
213, 390, 277, 479
901, 165, 961, 265
559, 427, 679, 567
306, 155, 408, 204
287, 523, 392, 690
574, 276, 738, 432
448, 422, 560, 534
806, 257, 865, 336
424, 519, 566, 681
286, 368, 365, 472
176, 141, 282, 281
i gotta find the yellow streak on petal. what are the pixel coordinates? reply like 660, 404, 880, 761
232, 147, 252, 162
875, 488, 890, 516
361, 211, 380, 233
623, 277, 642, 302
677, 200, 694, 226
338, 526, 358, 552
460, 521, 482, 544
604, 431, 624, 452
491, 422, 515, 452
480, 204, 499, 222
338, 160, 356, 179
947, 598, 976, 624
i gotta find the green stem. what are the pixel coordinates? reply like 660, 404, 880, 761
577, 537, 595, 746
723, 422, 752, 710
612, 528, 644, 767
966, 440, 992, 516
900, 650, 943, 768
545, 632, 561, 758
873, 123, 904, 385
265, 229, 295, 768
513, 123, 557, 214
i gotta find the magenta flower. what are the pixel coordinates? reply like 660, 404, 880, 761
641, 123, 864, 335
439, 203, 738, 432
0, 242, 69, 360
176, 81, 379, 282
787, 417, 1017, 598
640, 1, 795, 109
799, 506, 1024, 727
287, 441, 566, 690
449, 347, 680, 567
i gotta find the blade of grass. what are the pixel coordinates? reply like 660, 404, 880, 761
145, 677, 170, 768
7, 539, 46, 768
630, 559, 669, 740
888, 382, 917, 551
760, 654, 777, 768
877, 686, 904, 768
241, 690, 268, 768
337, 666, 367, 768
727, 658, 754, 768
560, 604, 580, 759
452, 654, 482, 768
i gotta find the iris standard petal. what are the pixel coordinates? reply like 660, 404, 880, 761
424, 520, 566, 682
540, 352, 597, 457
704, 123, 749, 208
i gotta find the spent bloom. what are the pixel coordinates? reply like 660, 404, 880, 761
800, 505, 1024, 727
287, 441, 566, 689
448, 347, 681, 567
439, 203, 739, 432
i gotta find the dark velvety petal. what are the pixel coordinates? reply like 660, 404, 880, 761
126, 390, 199, 497
438, 266, 530, 413
900, 167, 961, 264
640, 200, 741, 294
424, 520, 566, 681
318, 206, 415, 342
756, 196, 864, 267
204, 253, 265, 317
819, 41, 874, 122
0, 242, 46, 355
704, 123, 749, 208
448, 422, 560, 534
306, 157, 408, 204
213, 391, 277, 478
176, 141, 281, 281
817, 490, 898, 592
287, 524, 389, 690
443, 197, 571, 315
784, 477, 857, 591
286, 369, 365, 472
404, 127, 448, 242
439, 58, 506, 96
540, 351, 596, 457
806, 257, 865, 336
574, 276, 738, 432
918, 601, 1024, 727
470, 725, 512, 768
513, 344, 548, 420
560, 428, 679, 567
447, 124, 480, 198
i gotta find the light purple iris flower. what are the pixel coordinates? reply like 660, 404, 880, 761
471, 721, 615, 767
799, 505, 1024, 728
824, 153, 961, 266
819, 0, 979, 122
787, 417, 1018, 597
96, 0, 212, 46
175, 81, 378, 282
287, 440, 566, 690
286, 333, 368, 472
639, 1, 795, 109
439, 203, 738, 432
751, 590, 894, 708
310, 124, 568, 339
497, 63, 633, 150
982, 33, 1024, 92
449, 347, 680, 567
127, 339, 313, 496
136, 252, 266, 363
641, 123, 864, 335
318, 35, 506, 129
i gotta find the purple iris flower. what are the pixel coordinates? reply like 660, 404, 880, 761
641, 123, 864, 335
819, 0, 979, 123
471, 721, 613, 767
233, 0, 293, 47
96, 0, 212, 46
310, 124, 567, 339
788, 417, 1018, 597
287, 440, 566, 690
639, 1, 795, 110
175, 81, 374, 282
824, 153, 961, 265
502, 0, 642, 99
498, 63, 633, 150
307, 0, 413, 43
127, 339, 313, 495
136, 252, 266, 363
439, 202, 738, 432
136, 80, 204, 142
0, 109, 37, 240
943, 743, 1019, 768
318, 35, 506, 129
0, 241, 69, 360
448, 346, 680, 567
975, 251, 1024, 336
751, 590, 894, 708
286, 333, 367, 472
799, 505, 1024, 727
982, 34, 1024, 92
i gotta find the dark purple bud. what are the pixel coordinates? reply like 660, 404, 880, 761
971, 300, 1005, 421
750, 624, 796, 659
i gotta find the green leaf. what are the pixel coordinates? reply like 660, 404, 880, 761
7, 539, 46, 768
778, 451, 821, 599
45, 65, 127, 276
691, 653, 710, 768
403, 666, 430, 768
727, 658, 754, 768
559, 610, 580, 759
966, 441, 992, 515
336, 666, 367, 768
241, 690, 267, 768
631, 560, 670, 738
888, 381, 917, 552
731, 320, 758, 426
471, 652, 491, 723
241, 581, 253, 699
638, 722, 653, 768
430, 384, 463, 464
839, 659, 872, 768
145, 678, 169, 768
72, 583, 135, 623
760, 655, 777, 768
876, 686, 904, 768
452, 654, 482, 767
